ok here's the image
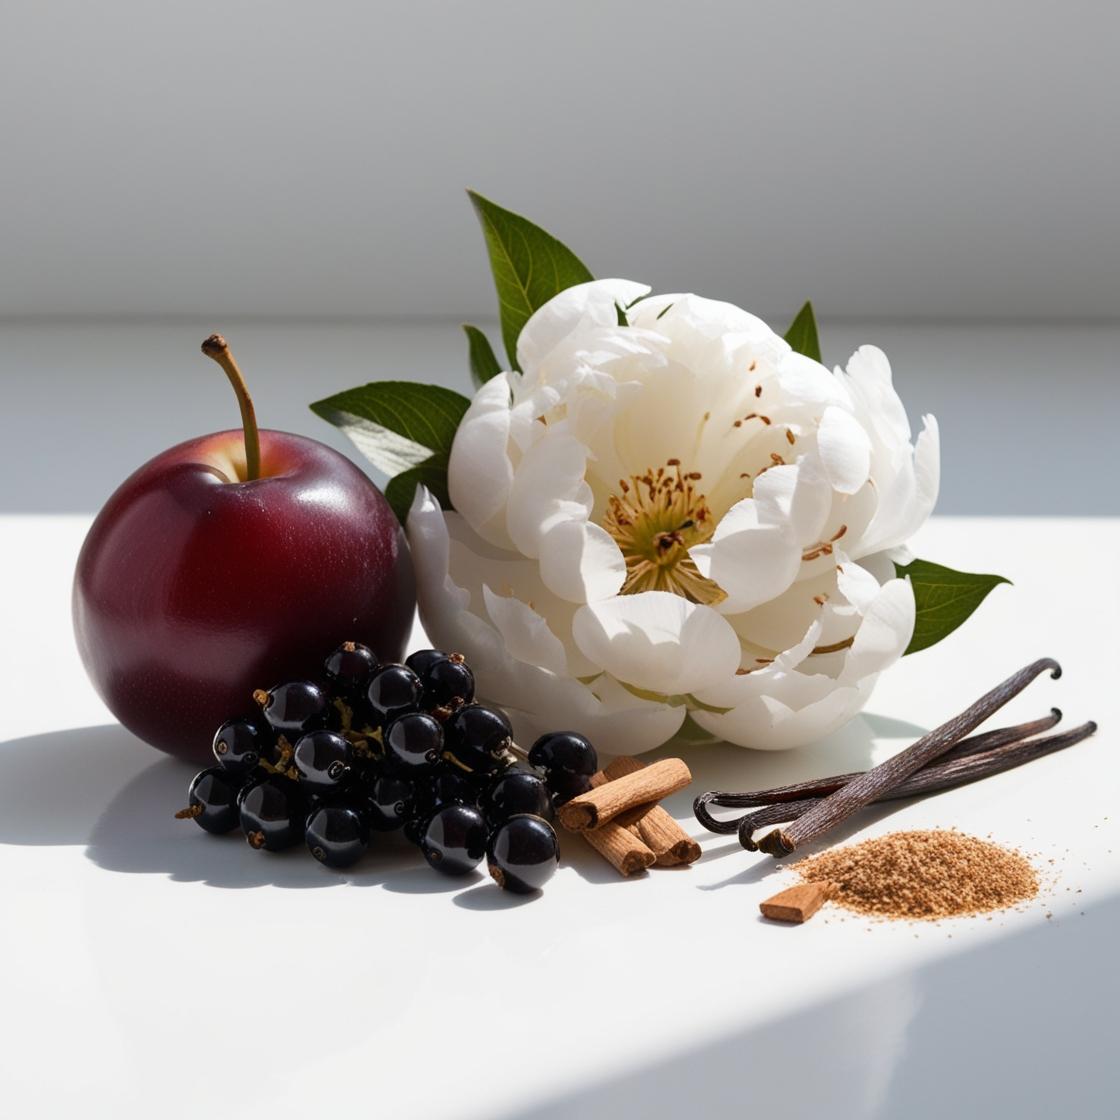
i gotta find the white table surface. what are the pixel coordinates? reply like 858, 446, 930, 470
1, 514, 1117, 1120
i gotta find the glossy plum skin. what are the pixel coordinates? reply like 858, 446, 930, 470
73, 429, 415, 764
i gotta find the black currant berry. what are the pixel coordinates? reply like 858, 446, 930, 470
383, 711, 444, 771
487, 814, 560, 893
239, 777, 304, 851
364, 774, 416, 832
444, 703, 513, 774
180, 767, 242, 833
324, 641, 378, 697
254, 681, 331, 739
420, 652, 475, 709
305, 803, 369, 869
527, 731, 598, 777
405, 648, 448, 679
212, 717, 269, 774
546, 769, 594, 807
292, 730, 354, 796
366, 664, 423, 727
482, 768, 553, 826
413, 766, 479, 819
419, 804, 488, 876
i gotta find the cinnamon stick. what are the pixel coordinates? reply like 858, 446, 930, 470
577, 769, 656, 876
604, 757, 701, 866
581, 822, 657, 875
760, 881, 833, 923
558, 758, 692, 832
757, 658, 1062, 857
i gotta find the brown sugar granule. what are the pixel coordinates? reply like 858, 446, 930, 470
794, 830, 1038, 921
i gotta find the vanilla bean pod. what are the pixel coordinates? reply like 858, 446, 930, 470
693, 709, 1062, 835
756, 657, 1062, 857
737, 720, 1097, 849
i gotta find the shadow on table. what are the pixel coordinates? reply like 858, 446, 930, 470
499, 893, 1120, 1120
0, 707, 928, 894
0, 723, 476, 892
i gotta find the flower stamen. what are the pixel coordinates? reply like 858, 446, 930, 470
603, 461, 726, 605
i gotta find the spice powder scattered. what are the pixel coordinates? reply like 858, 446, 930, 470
794, 829, 1039, 921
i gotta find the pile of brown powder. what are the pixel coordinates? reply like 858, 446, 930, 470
794, 829, 1039, 920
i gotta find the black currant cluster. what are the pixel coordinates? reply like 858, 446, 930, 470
178, 643, 598, 895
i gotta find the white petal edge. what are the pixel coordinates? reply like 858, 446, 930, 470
571, 591, 741, 697
447, 373, 516, 548
816, 405, 872, 495
537, 518, 627, 604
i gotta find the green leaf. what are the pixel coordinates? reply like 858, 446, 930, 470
467, 190, 594, 369
462, 324, 502, 388
383, 454, 452, 525
310, 381, 470, 478
895, 558, 1011, 655
615, 302, 628, 326
784, 300, 822, 363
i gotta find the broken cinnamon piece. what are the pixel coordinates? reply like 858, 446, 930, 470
604, 757, 701, 866
577, 769, 657, 876
638, 815, 703, 867
759, 881, 833, 923
558, 758, 692, 832
582, 823, 657, 876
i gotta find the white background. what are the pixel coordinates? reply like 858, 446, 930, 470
2, 1, 1117, 516
2, 1, 1118, 321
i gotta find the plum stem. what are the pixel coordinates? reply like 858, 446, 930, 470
201, 333, 261, 481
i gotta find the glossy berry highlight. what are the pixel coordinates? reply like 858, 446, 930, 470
383, 711, 444, 771
324, 641, 378, 697
487, 815, 560, 893
444, 703, 513, 774
483, 768, 554, 826
254, 680, 331, 740
528, 731, 598, 777
367, 664, 424, 726
292, 730, 354, 796
212, 718, 269, 774
420, 803, 488, 876
180, 767, 243, 834
305, 804, 369, 869
239, 777, 305, 851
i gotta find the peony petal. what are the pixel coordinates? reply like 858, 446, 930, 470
835, 553, 883, 613
753, 457, 832, 549
406, 486, 470, 618
572, 592, 741, 697
690, 499, 802, 614
503, 673, 686, 757
504, 431, 592, 558
816, 406, 872, 495
692, 678, 875, 750
856, 414, 940, 556
538, 518, 626, 604
447, 374, 516, 548
517, 279, 650, 376
481, 586, 570, 677
776, 351, 852, 409
840, 577, 915, 683
841, 345, 911, 444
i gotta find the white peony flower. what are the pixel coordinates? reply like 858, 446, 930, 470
407, 280, 939, 753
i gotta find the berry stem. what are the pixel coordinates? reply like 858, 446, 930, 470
201, 333, 261, 481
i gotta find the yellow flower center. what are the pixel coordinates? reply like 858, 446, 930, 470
602, 460, 726, 605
